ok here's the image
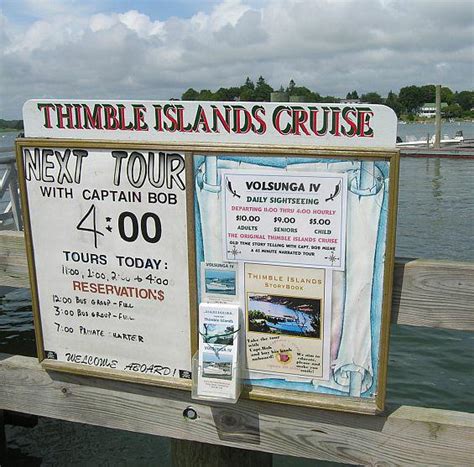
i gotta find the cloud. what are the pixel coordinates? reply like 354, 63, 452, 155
1, 0, 473, 118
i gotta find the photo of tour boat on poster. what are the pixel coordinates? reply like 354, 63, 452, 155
244, 263, 331, 380
200, 262, 238, 304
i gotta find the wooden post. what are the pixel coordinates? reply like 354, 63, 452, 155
434, 84, 442, 148
0, 410, 6, 463
170, 439, 272, 467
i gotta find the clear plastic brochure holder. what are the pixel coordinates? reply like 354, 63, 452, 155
192, 303, 243, 404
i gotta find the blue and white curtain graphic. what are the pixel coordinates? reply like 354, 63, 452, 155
194, 155, 389, 398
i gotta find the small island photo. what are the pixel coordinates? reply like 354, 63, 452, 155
202, 351, 233, 380
201, 323, 235, 345
247, 294, 321, 338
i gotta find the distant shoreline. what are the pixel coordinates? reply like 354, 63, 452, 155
398, 118, 473, 124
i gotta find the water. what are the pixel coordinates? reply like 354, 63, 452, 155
2, 124, 474, 465
397, 120, 474, 142
249, 297, 317, 334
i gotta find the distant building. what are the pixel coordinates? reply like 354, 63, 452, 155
339, 98, 361, 104
417, 102, 448, 118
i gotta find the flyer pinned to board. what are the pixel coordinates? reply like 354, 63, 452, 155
244, 263, 332, 381
222, 170, 347, 270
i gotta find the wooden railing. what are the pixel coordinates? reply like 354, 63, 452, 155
0, 149, 22, 231
1, 231, 473, 465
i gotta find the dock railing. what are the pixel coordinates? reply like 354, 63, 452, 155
0, 148, 23, 231
0, 230, 473, 465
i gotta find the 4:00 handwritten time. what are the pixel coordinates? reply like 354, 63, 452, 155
62, 265, 169, 285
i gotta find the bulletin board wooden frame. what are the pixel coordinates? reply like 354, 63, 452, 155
16, 138, 399, 415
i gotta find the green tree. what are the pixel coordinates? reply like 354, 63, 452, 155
244, 77, 255, 90
240, 88, 254, 101
346, 90, 359, 100
399, 85, 424, 113
441, 86, 454, 105
455, 90, 474, 111
214, 87, 240, 101
254, 76, 273, 101
181, 88, 199, 100
385, 90, 402, 117
419, 85, 436, 104
361, 92, 383, 104
239, 77, 255, 101
286, 79, 296, 95
198, 89, 215, 100
444, 103, 463, 118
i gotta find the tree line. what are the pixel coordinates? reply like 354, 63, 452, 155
182, 77, 474, 119
0, 119, 23, 130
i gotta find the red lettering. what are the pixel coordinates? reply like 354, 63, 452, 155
104, 104, 119, 130
164, 104, 179, 132
342, 108, 357, 137
56, 104, 74, 129
153, 105, 163, 131
252, 105, 267, 134
37, 103, 55, 128
358, 109, 374, 137
274, 107, 292, 135
292, 108, 310, 135
132, 104, 148, 131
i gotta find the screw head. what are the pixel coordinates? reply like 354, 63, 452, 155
183, 407, 198, 420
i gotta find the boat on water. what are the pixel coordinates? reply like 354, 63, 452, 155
203, 363, 229, 376
206, 278, 234, 292
396, 130, 464, 148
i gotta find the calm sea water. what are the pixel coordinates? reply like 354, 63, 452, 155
1, 125, 473, 465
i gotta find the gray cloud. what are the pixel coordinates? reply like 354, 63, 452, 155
1, 0, 473, 118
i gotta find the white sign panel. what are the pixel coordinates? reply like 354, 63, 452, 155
22, 145, 192, 380
23, 99, 397, 148
222, 170, 347, 270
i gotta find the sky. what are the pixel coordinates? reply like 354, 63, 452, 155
1, 0, 473, 119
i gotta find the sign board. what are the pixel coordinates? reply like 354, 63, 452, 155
18, 99, 399, 414
17, 141, 196, 384
22, 99, 397, 148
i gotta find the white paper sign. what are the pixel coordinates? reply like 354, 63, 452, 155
222, 170, 347, 270
22, 145, 192, 380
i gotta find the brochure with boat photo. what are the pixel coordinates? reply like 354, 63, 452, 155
201, 262, 238, 304
244, 263, 331, 380
195, 303, 241, 402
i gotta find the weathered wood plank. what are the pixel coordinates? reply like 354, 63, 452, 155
170, 439, 272, 467
392, 258, 474, 330
0, 410, 6, 463
1, 232, 473, 331
0, 354, 473, 465
0, 231, 29, 288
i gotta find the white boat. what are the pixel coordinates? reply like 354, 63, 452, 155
396, 131, 464, 148
206, 279, 234, 292
203, 363, 229, 376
